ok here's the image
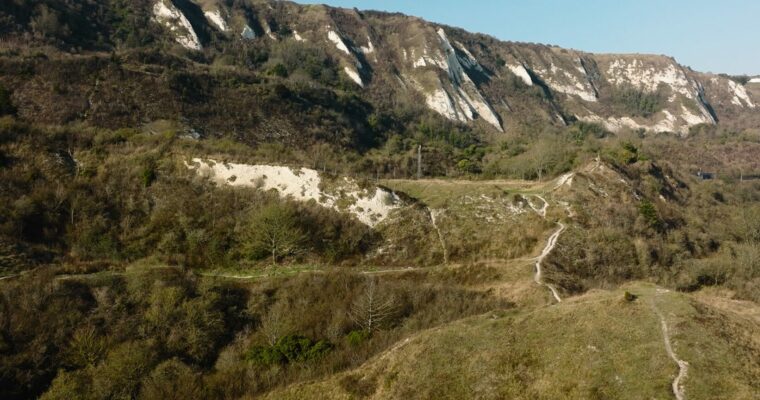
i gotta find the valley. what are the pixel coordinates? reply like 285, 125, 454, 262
0, 1, 759, 399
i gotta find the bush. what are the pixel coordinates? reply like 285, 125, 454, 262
140, 164, 157, 187
267, 63, 288, 78
606, 142, 639, 165
39, 370, 90, 400
345, 329, 370, 347
138, 359, 203, 400
30, 5, 69, 38
638, 200, 661, 228
567, 121, 609, 143
91, 341, 158, 400
246, 335, 333, 366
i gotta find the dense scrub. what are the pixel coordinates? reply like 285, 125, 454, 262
0, 266, 511, 399
545, 138, 760, 302
607, 85, 666, 117
0, 117, 377, 273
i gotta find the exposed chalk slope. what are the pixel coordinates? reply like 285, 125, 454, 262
187, 158, 401, 227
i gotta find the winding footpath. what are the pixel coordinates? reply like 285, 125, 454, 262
533, 222, 565, 303
530, 176, 572, 303
427, 207, 449, 265
651, 297, 689, 400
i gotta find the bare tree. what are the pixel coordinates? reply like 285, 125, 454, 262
349, 278, 397, 334
259, 303, 290, 346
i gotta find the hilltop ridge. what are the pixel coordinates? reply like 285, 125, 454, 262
0, 0, 758, 136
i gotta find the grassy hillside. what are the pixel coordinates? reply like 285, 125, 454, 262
2, 118, 760, 398
266, 283, 760, 400
0, 2, 759, 399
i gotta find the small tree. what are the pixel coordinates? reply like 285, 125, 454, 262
638, 199, 660, 229
259, 302, 290, 346
138, 358, 203, 400
30, 5, 68, 38
65, 326, 106, 368
244, 203, 304, 265
349, 278, 397, 334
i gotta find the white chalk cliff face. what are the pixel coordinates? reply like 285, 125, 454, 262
705, 77, 756, 109
508, 64, 533, 86
398, 28, 504, 131
533, 58, 598, 102
326, 29, 365, 87
148, 0, 756, 135
603, 58, 716, 127
203, 9, 228, 32
152, 0, 202, 50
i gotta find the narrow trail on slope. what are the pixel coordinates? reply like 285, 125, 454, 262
534, 222, 565, 303
529, 195, 549, 218
427, 207, 449, 265
0, 266, 44, 281
651, 296, 689, 400
528, 173, 575, 303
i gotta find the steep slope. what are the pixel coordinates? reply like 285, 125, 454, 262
0, 0, 756, 136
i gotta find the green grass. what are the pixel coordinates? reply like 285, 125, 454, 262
266, 282, 760, 399
382, 178, 547, 209
380, 177, 557, 265
197, 263, 324, 281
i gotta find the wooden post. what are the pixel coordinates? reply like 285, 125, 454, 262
416, 145, 422, 180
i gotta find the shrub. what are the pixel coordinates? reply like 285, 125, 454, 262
567, 121, 609, 143
138, 359, 203, 400
91, 341, 158, 400
246, 335, 333, 366
65, 327, 107, 368
30, 5, 69, 38
638, 200, 660, 228
140, 164, 157, 187
606, 142, 639, 165
345, 329, 370, 347
39, 370, 90, 400
267, 63, 288, 78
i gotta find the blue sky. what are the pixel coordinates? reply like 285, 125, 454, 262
296, 0, 760, 75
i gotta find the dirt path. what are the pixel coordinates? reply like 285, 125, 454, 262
552, 172, 575, 190
0, 266, 44, 282
534, 222, 565, 303
651, 295, 689, 400
527, 173, 575, 303
529, 195, 549, 217
427, 207, 449, 264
